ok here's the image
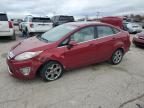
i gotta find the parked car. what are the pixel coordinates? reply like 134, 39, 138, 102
124, 22, 143, 33
21, 15, 53, 36
133, 32, 144, 47
100, 17, 124, 29
7, 22, 130, 81
51, 15, 74, 27
12, 19, 23, 26
100, 17, 143, 34
0, 12, 15, 40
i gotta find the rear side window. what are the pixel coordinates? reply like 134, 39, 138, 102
32, 17, 51, 22
0, 14, 8, 21
97, 26, 114, 38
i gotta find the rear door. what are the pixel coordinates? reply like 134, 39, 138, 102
0, 13, 9, 32
32, 17, 53, 32
93, 25, 118, 62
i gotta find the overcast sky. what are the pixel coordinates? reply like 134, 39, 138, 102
0, 0, 144, 18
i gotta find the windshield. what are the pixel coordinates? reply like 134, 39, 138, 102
40, 24, 78, 42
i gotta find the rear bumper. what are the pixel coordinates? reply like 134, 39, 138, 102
0, 29, 14, 36
28, 27, 53, 34
129, 29, 142, 33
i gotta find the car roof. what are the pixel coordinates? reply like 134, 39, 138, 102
65, 21, 112, 27
0, 12, 6, 14
53, 15, 73, 17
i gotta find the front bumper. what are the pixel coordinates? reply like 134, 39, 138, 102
133, 37, 144, 46
7, 58, 42, 80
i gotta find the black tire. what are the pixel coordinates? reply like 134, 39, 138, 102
110, 49, 124, 65
40, 61, 64, 81
10, 31, 16, 40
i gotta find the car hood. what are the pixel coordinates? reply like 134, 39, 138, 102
11, 37, 54, 55
137, 32, 144, 37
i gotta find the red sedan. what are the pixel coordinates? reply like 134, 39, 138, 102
7, 22, 131, 81
133, 32, 144, 47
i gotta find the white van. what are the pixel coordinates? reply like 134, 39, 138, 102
0, 12, 15, 40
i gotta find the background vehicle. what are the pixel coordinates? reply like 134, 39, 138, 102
7, 22, 130, 81
133, 32, 144, 47
12, 19, 23, 26
100, 17, 124, 29
0, 12, 15, 40
101, 16, 143, 34
51, 15, 74, 27
124, 22, 143, 33
21, 15, 53, 36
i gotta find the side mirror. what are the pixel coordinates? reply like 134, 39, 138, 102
67, 40, 77, 49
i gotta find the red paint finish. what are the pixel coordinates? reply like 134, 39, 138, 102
100, 17, 123, 29
7, 22, 130, 80
133, 32, 144, 46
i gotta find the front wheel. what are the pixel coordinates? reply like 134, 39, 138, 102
40, 61, 64, 81
110, 49, 124, 65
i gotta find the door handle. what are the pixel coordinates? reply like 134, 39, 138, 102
89, 43, 95, 46
112, 37, 116, 40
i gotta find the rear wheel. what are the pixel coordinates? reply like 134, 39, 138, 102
110, 49, 123, 65
40, 61, 64, 81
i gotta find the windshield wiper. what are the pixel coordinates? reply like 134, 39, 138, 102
36, 35, 49, 42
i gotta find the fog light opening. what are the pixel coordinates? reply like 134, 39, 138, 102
20, 67, 31, 76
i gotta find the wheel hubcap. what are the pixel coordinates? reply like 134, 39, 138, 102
45, 64, 62, 80
113, 50, 123, 64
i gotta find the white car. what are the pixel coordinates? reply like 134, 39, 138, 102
21, 15, 53, 36
124, 22, 143, 33
0, 12, 15, 40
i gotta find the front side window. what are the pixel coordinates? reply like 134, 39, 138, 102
71, 27, 94, 43
97, 26, 114, 38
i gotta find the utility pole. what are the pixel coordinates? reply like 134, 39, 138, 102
96, 12, 100, 19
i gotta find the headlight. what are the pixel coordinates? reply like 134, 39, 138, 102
14, 51, 42, 61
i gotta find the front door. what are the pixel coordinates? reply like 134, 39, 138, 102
64, 26, 96, 68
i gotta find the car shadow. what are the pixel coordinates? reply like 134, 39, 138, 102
0, 37, 13, 43
135, 45, 144, 49
9, 62, 110, 84
63, 62, 110, 76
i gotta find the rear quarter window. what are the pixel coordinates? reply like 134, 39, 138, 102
0, 14, 8, 21
112, 27, 121, 34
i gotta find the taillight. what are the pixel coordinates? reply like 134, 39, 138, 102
30, 23, 33, 28
8, 21, 13, 28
